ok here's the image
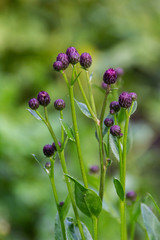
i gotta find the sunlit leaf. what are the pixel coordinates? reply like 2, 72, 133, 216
27, 109, 42, 120
75, 99, 92, 119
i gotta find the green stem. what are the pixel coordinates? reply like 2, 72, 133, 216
120, 109, 130, 240
107, 128, 110, 158
68, 85, 88, 188
60, 111, 64, 144
130, 220, 135, 240
86, 71, 97, 115
49, 158, 66, 240
36, 109, 86, 240
75, 69, 98, 124
92, 216, 98, 240
99, 86, 110, 200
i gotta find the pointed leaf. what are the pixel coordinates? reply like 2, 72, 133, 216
109, 134, 121, 161
27, 109, 42, 120
60, 119, 75, 142
65, 217, 93, 240
141, 203, 160, 240
75, 99, 92, 119
61, 195, 71, 220
71, 72, 82, 86
32, 154, 49, 174
147, 193, 160, 215
113, 178, 124, 201
129, 101, 137, 116
65, 175, 102, 217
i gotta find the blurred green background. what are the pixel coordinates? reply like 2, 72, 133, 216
0, 0, 160, 239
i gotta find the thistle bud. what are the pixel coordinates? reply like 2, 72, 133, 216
37, 91, 50, 106
54, 99, 65, 111
89, 165, 99, 174
43, 144, 54, 157
119, 92, 132, 108
28, 98, 39, 110
52, 142, 62, 151
110, 101, 120, 115
126, 191, 137, 201
80, 52, 92, 69
103, 68, 117, 85
57, 53, 69, 70
110, 125, 123, 138
104, 118, 114, 128
53, 61, 64, 71
129, 92, 137, 101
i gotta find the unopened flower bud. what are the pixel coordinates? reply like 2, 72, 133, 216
110, 101, 120, 115
45, 162, 51, 169
37, 91, 50, 106
66, 47, 78, 56
28, 98, 39, 110
53, 61, 64, 71
80, 53, 92, 69
104, 118, 114, 128
68, 52, 80, 65
110, 125, 123, 138
115, 67, 124, 77
103, 68, 117, 85
119, 92, 132, 108
54, 99, 65, 110
43, 144, 54, 157
126, 191, 137, 201
101, 82, 108, 90
52, 142, 62, 151
57, 53, 69, 70
59, 201, 64, 206
129, 92, 137, 101
89, 165, 99, 174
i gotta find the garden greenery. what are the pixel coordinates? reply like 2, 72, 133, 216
28, 47, 160, 240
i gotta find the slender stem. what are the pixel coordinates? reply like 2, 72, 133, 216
130, 220, 135, 240
86, 71, 97, 115
37, 109, 86, 240
106, 128, 110, 158
92, 216, 98, 240
49, 158, 66, 240
68, 85, 88, 188
75, 69, 98, 123
120, 109, 130, 240
60, 111, 64, 144
99, 86, 110, 200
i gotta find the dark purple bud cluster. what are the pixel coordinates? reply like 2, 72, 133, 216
80, 52, 92, 69
28, 91, 51, 109
103, 68, 117, 85
104, 118, 114, 128
43, 144, 54, 157
53, 47, 92, 71
110, 101, 120, 115
110, 125, 123, 138
89, 165, 99, 174
37, 91, 51, 106
126, 191, 137, 201
129, 92, 137, 101
119, 92, 132, 109
28, 98, 39, 110
54, 99, 65, 111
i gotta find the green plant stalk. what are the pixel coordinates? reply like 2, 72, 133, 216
120, 109, 130, 240
49, 158, 67, 240
86, 71, 97, 115
36, 108, 86, 240
75, 69, 98, 124
106, 128, 110, 158
68, 85, 88, 188
60, 111, 64, 144
130, 220, 135, 240
92, 216, 98, 240
99, 85, 110, 200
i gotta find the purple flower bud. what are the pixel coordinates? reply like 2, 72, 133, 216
129, 92, 137, 101
59, 201, 64, 206
66, 47, 78, 56
126, 191, 137, 201
119, 92, 132, 108
37, 91, 50, 106
110, 101, 120, 115
43, 144, 54, 157
80, 52, 92, 69
68, 52, 80, 65
89, 165, 99, 174
28, 98, 39, 110
115, 67, 124, 77
101, 82, 108, 90
57, 53, 69, 70
110, 125, 123, 137
53, 61, 64, 71
45, 162, 51, 169
54, 99, 65, 111
52, 142, 61, 151
104, 118, 114, 127
103, 68, 117, 85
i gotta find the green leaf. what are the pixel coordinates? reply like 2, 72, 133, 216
129, 101, 137, 116
118, 108, 126, 124
75, 99, 92, 119
27, 109, 42, 120
55, 213, 63, 240
60, 195, 71, 220
65, 217, 93, 240
109, 134, 122, 161
32, 154, 48, 174
113, 178, 124, 201
89, 72, 93, 82
65, 175, 102, 217
71, 72, 81, 86
141, 203, 160, 240
147, 193, 160, 215
60, 119, 75, 142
